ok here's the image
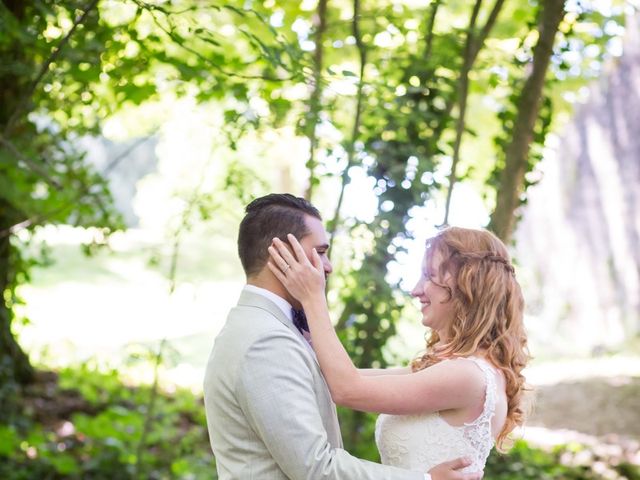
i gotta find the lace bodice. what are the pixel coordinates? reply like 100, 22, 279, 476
374, 357, 498, 473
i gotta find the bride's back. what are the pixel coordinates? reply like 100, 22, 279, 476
376, 356, 504, 473
438, 356, 508, 440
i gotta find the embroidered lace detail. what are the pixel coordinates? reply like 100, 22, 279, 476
460, 357, 497, 470
375, 357, 497, 473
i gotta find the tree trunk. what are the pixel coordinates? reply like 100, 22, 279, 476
0, 211, 35, 387
489, 0, 566, 242
304, 0, 328, 201
443, 0, 505, 225
442, 0, 483, 225
328, 0, 366, 252
0, 0, 35, 388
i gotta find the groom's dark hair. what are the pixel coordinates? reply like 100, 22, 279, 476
238, 193, 322, 277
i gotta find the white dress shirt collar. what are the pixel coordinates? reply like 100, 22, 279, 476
243, 284, 316, 354
243, 284, 293, 322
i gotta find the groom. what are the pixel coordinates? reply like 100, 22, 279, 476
204, 193, 481, 480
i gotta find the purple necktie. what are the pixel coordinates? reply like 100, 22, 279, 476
291, 308, 309, 334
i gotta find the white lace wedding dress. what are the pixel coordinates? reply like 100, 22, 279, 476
375, 357, 497, 474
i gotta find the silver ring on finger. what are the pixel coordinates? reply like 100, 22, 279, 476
283, 263, 291, 272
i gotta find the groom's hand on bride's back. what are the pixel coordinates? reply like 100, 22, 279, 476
428, 457, 484, 480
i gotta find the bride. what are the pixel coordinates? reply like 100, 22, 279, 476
268, 226, 529, 475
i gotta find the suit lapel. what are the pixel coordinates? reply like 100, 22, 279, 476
237, 290, 320, 366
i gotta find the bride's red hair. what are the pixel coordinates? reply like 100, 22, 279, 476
410, 227, 530, 450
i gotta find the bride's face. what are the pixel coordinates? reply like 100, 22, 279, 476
410, 250, 456, 335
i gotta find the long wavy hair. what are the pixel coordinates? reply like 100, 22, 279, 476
410, 226, 530, 450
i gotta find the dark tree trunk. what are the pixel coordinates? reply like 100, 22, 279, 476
0, 210, 35, 387
1, 0, 101, 389
0, 0, 35, 388
489, 0, 566, 242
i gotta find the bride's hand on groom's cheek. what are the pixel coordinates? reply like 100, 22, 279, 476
267, 236, 325, 300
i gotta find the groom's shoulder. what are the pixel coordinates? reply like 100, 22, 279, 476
205, 304, 307, 385
227, 302, 290, 335
213, 303, 298, 355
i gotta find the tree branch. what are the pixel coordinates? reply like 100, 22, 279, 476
135, 0, 302, 83
441, 0, 506, 126
0, 133, 62, 189
102, 131, 158, 176
0, 134, 158, 239
471, 0, 506, 61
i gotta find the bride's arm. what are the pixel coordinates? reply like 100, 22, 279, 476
268, 236, 484, 415
359, 367, 411, 376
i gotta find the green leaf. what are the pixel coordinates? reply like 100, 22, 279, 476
0, 426, 18, 456
50, 454, 80, 475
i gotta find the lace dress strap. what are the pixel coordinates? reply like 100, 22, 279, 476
459, 357, 498, 470
465, 357, 498, 424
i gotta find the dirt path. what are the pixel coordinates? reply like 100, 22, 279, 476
524, 357, 640, 441
527, 376, 640, 439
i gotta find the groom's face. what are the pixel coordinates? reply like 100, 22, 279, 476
298, 215, 333, 279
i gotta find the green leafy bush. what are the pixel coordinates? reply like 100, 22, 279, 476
485, 440, 640, 479
0, 366, 216, 479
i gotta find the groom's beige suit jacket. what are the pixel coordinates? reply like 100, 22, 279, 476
204, 288, 423, 479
